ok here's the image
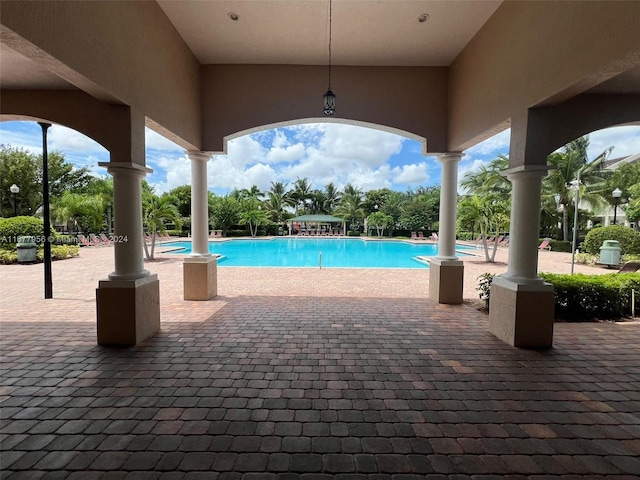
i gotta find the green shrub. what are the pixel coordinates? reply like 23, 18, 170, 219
0, 244, 79, 264
50, 245, 80, 260
575, 253, 597, 265
477, 271, 640, 320
543, 272, 640, 320
0, 247, 18, 264
583, 225, 640, 255
0, 216, 55, 245
549, 240, 572, 252
476, 273, 495, 309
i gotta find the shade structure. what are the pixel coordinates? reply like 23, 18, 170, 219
289, 215, 343, 223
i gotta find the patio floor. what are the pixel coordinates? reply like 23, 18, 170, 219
1, 243, 639, 478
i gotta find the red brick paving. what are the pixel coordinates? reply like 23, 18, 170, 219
1, 241, 639, 478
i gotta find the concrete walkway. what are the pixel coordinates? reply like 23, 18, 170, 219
1, 241, 639, 478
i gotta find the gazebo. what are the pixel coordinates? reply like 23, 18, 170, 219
288, 214, 344, 236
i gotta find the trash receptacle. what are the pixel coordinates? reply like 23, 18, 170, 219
17, 236, 37, 263
599, 240, 621, 267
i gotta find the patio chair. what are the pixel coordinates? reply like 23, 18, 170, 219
89, 234, 103, 246
99, 233, 112, 245
618, 261, 640, 273
538, 238, 552, 251
77, 234, 92, 247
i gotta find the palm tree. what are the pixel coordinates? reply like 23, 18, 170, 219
334, 193, 366, 234
239, 185, 263, 201
457, 194, 509, 262
343, 183, 363, 198
265, 191, 287, 226
323, 183, 341, 213
290, 178, 313, 214
239, 199, 269, 237
460, 154, 511, 196
51, 191, 105, 234
543, 137, 612, 241
143, 194, 181, 260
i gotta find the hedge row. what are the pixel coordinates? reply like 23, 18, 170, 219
0, 245, 80, 264
478, 272, 640, 321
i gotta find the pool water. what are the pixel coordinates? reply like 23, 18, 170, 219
161, 238, 472, 268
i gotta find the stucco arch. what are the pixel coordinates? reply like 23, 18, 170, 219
215, 117, 428, 157
201, 65, 448, 155
511, 94, 640, 167
0, 90, 145, 165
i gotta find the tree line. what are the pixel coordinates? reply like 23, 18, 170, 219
2, 134, 638, 262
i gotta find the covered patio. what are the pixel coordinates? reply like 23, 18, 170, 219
1, 247, 639, 477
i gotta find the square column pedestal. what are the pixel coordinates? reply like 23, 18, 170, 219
429, 258, 464, 304
96, 274, 160, 346
183, 256, 217, 300
489, 276, 555, 348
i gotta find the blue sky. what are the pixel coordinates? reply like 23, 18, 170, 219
1, 120, 639, 195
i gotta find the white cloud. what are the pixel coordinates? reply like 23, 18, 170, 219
392, 163, 430, 185
151, 154, 191, 193
457, 159, 486, 195
465, 129, 510, 157
587, 126, 640, 160
49, 124, 107, 154
145, 128, 183, 151
265, 143, 306, 164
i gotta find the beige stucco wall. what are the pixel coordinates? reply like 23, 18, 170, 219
201, 65, 448, 153
0, 0, 201, 150
449, 0, 640, 152
0, 90, 145, 165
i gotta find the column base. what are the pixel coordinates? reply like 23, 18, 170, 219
96, 274, 160, 346
489, 276, 555, 348
429, 258, 464, 304
184, 256, 217, 300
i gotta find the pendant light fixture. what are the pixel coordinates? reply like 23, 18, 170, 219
323, 0, 336, 116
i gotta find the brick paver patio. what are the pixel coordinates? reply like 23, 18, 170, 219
1, 242, 639, 478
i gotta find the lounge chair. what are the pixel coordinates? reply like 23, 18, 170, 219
430, 232, 438, 242
77, 234, 92, 247
99, 233, 112, 245
418, 232, 425, 240
89, 234, 103, 246
618, 261, 640, 273
538, 239, 551, 251
411, 232, 418, 240
498, 236, 509, 247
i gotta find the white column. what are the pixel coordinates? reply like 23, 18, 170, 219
187, 151, 212, 256
99, 162, 150, 280
436, 153, 463, 260
502, 166, 549, 284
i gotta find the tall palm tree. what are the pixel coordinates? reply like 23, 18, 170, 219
460, 154, 511, 196
290, 178, 313, 214
239, 185, 263, 201
334, 193, 366, 234
543, 138, 612, 240
143, 195, 182, 259
323, 182, 341, 213
343, 183, 363, 198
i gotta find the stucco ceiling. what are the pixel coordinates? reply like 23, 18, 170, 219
0, 43, 75, 90
156, 0, 503, 66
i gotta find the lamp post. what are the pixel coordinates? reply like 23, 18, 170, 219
9, 184, 19, 217
570, 172, 581, 275
39, 122, 53, 299
612, 188, 622, 225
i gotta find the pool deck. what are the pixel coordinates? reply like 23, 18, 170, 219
1, 238, 639, 478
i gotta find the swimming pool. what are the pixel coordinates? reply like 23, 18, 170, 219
160, 238, 473, 268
